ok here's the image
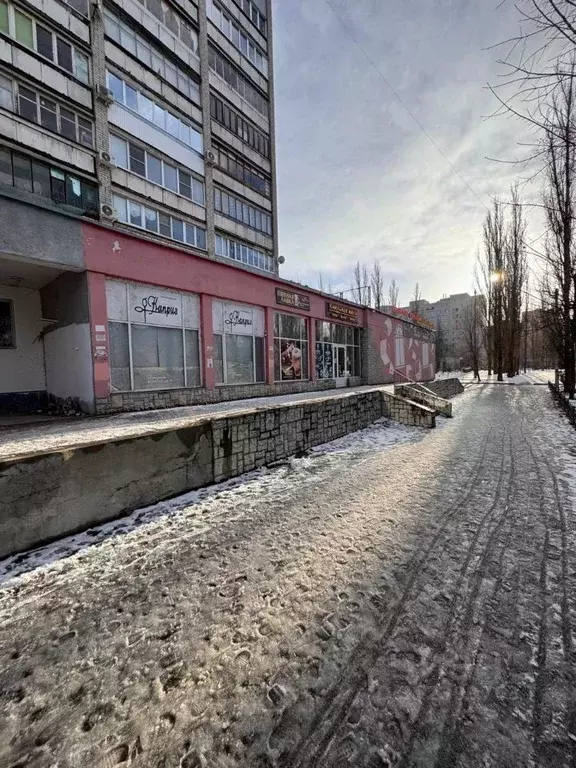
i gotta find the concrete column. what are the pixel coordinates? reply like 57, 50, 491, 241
201, 294, 215, 388
265, 306, 275, 383
86, 271, 109, 400
197, 0, 216, 261
89, 4, 113, 208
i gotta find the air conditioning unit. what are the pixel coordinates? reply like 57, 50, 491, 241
98, 149, 114, 167
206, 150, 216, 165
95, 84, 114, 105
100, 203, 116, 220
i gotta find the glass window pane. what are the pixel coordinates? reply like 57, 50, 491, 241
196, 227, 206, 250
107, 72, 124, 102
334, 323, 346, 344
110, 135, 127, 167
56, 38, 73, 73
66, 175, 83, 208
193, 179, 205, 205
144, 207, 158, 232
147, 154, 163, 184
172, 218, 184, 241
113, 194, 127, 222
50, 167, 66, 202
213, 333, 224, 384
40, 96, 58, 132
185, 329, 201, 387
0, 2, 8, 34
166, 113, 179, 138
36, 25, 54, 60
82, 183, 99, 216
159, 213, 171, 237
225, 334, 254, 384
185, 223, 196, 246
15, 10, 33, 47
129, 143, 146, 176
255, 336, 265, 382
18, 87, 38, 122
302, 343, 309, 379
13, 154, 32, 192
133, 326, 184, 389
179, 122, 191, 145
136, 39, 151, 66
164, 164, 178, 192
139, 94, 154, 122
31, 161, 51, 197
125, 85, 138, 111
0, 299, 14, 348
153, 103, 165, 129
0, 74, 11, 110
109, 322, 130, 391
129, 200, 142, 226
74, 52, 89, 84
179, 170, 191, 198
0, 148, 12, 186
60, 108, 77, 141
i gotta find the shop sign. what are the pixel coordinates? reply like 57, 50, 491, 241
213, 300, 264, 336
225, 309, 253, 329
326, 301, 359, 324
129, 284, 182, 328
276, 287, 310, 312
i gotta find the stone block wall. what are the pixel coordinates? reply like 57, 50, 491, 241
424, 378, 464, 399
394, 384, 452, 417
211, 390, 383, 482
382, 391, 436, 428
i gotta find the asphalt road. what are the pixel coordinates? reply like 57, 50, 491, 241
1, 385, 575, 768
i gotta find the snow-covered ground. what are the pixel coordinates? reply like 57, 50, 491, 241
1, 385, 575, 768
436, 368, 555, 384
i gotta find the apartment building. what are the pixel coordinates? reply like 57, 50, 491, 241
0, 0, 435, 413
404, 293, 478, 370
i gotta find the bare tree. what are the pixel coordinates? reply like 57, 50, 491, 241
462, 294, 485, 380
371, 261, 385, 308
537, 67, 576, 396
412, 282, 423, 314
482, 199, 506, 381
352, 261, 371, 305
388, 279, 400, 308
435, 320, 448, 372
503, 184, 528, 377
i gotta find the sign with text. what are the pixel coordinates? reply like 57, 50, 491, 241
325, 301, 359, 324
275, 287, 311, 312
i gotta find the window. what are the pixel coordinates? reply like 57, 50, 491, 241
215, 233, 274, 273
134, 0, 198, 55
213, 142, 270, 196
113, 193, 206, 249
110, 134, 205, 204
395, 327, 405, 367
107, 71, 202, 154
274, 313, 308, 381
208, 47, 268, 117
315, 321, 361, 379
107, 281, 201, 391
0, 147, 98, 213
104, 11, 200, 104
212, 300, 265, 385
214, 188, 271, 235
232, 0, 267, 35
62, 0, 89, 15
2, 3, 90, 83
210, 94, 269, 158
208, 0, 267, 75
0, 298, 15, 348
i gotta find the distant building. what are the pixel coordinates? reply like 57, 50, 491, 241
402, 293, 479, 371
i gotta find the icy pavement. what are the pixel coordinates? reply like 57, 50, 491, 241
1, 386, 576, 767
0, 385, 394, 461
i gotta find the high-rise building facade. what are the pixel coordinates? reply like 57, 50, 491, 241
0, 0, 435, 414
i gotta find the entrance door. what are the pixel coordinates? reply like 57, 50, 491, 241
334, 345, 348, 387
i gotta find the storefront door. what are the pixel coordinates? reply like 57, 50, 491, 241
334, 344, 348, 387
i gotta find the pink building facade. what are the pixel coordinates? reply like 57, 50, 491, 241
81, 224, 435, 413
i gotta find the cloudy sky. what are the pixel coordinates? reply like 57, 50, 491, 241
271, 0, 542, 305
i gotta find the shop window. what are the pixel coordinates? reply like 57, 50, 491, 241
0, 299, 15, 348
132, 326, 184, 389
212, 300, 265, 385
274, 312, 308, 381
109, 322, 130, 391
314, 320, 361, 379
185, 329, 201, 387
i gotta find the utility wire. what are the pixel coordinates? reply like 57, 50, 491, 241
323, 0, 492, 213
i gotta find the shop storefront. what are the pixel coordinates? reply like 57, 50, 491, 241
106, 280, 201, 392
315, 302, 362, 384
212, 300, 265, 385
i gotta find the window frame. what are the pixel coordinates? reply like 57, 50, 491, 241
113, 192, 206, 249
12, 80, 94, 146
213, 186, 271, 235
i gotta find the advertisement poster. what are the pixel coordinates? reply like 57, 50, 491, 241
280, 339, 303, 379
315, 342, 333, 379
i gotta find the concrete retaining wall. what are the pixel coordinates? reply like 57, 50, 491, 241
382, 391, 436, 428
0, 389, 390, 559
394, 384, 453, 417
425, 378, 464, 399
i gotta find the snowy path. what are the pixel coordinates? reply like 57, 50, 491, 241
1, 386, 576, 767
